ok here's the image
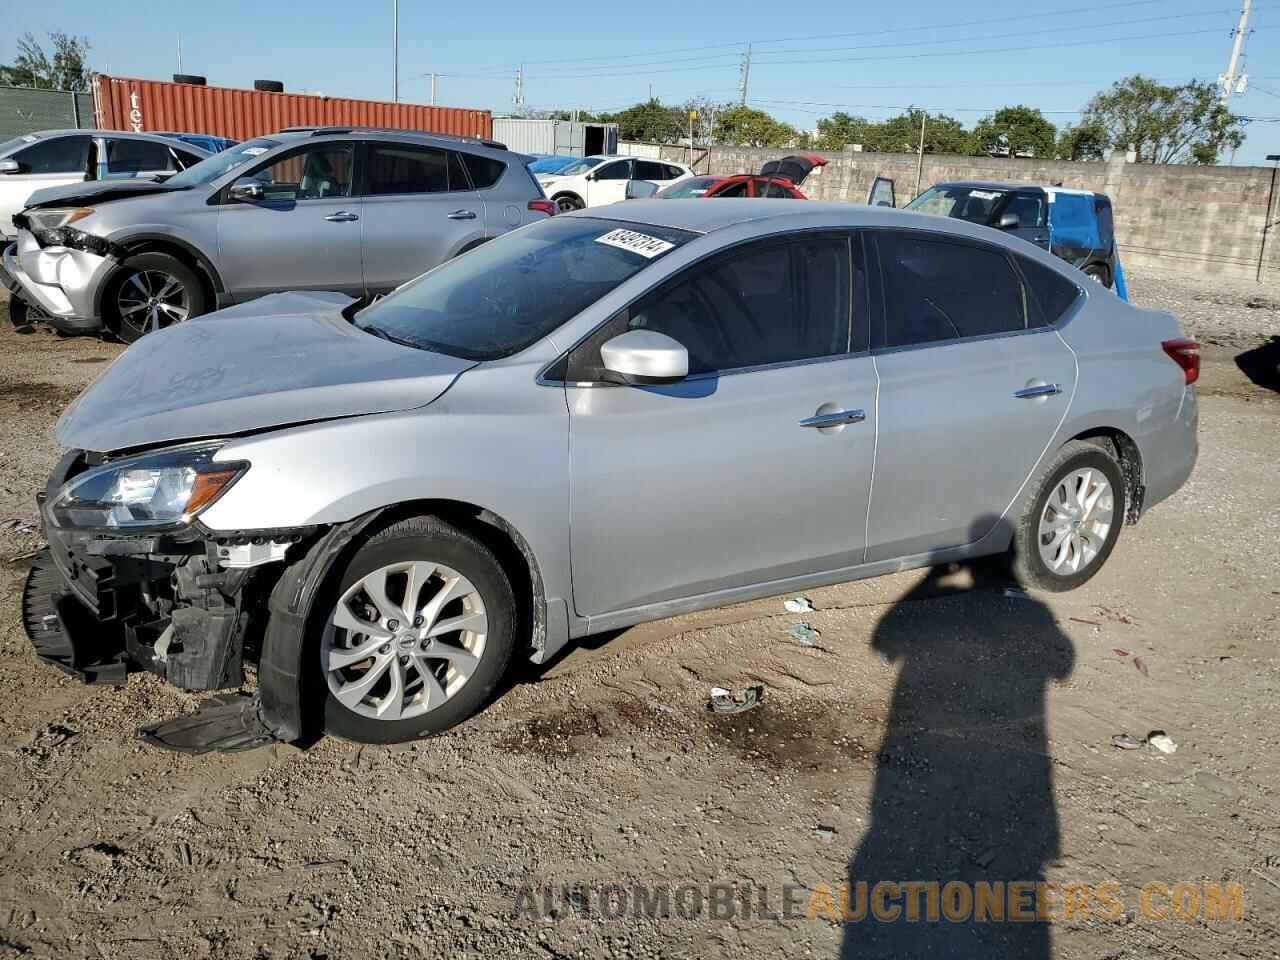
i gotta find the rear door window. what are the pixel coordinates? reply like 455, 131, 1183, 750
366, 144, 455, 194
713, 180, 748, 197
873, 230, 1028, 349
104, 138, 180, 175
1004, 192, 1046, 228
633, 160, 667, 181
1015, 255, 1081, 327
12, 136, 90, 174
460, 153, 505, 189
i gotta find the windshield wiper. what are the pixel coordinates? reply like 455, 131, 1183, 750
360, 323, 420, 349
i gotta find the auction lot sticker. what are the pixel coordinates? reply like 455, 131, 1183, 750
595, 228, 675, 258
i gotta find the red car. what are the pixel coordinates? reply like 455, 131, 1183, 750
654, 154, 826, 200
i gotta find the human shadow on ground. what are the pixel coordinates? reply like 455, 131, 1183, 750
841, 516, 1076, 960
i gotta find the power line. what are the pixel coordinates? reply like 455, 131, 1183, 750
750, 97, 1087, 116
518, 27, 1249, 81
504, 0, 1203, 69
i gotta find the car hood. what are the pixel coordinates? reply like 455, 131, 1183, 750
56, 291, 476, 453
23, 179, 182, 210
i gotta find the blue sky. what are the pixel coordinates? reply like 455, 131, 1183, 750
3, 0, 1277, 163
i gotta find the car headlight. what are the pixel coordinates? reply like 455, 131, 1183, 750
48, 443, 248, 530
21, 208, 113, 255
24, 207, 95, 230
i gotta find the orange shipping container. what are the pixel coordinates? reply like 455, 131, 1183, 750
92, 74, 492, 142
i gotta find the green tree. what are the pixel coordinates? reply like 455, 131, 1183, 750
0, 32, 92, 91
867, 108, 973, 155
714, 105, 796, 147
1056, 121, 1109, 161
601, 99, 685, 143
1080, 76, 1244, 164
815, 111, 875, 151
972, 105, 1057, 158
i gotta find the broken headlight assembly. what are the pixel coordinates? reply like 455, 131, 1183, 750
23, 207, 113, 256
48, 443, 248, 531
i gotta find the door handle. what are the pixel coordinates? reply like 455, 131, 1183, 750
324, 211, 359, 222
1014, 383, 1062, 399
799, 409, 866, 428
447, 209, 477, 220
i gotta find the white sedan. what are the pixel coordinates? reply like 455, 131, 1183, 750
535, 156, 692, 212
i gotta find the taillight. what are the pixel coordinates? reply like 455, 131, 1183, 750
1162, 338, 1200, 384
528, 199, 556, 217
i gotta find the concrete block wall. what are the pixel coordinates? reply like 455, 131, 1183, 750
632, 142, 1280, 283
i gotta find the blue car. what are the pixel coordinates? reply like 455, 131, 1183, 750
156, 132, 239, 153
526, 154, 582, 176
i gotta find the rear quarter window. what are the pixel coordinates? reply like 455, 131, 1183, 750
1016, 255, 1081, 326
461, 153, 507, 189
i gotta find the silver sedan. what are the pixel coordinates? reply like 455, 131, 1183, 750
27, 201, 1198, 746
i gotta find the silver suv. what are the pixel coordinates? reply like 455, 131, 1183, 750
1, 128, 553, 341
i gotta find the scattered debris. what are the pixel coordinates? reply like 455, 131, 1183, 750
653, 703, 676, 715
1003, 587, 1030, 600
1112, 734, 1145, 750
787, 623, 821, 646
1133, 656, 1150, 677
814, 825, 837, 844
972, 848, 997, 869
707, 685, 765, 716
1112, 648, 1131, 657
1147, 731, 1177, 754
0, 516, 39, 534
784, 597, 814, 614
1070, 617, 1103, 627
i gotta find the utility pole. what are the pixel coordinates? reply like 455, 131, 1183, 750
514, 65, 525, 116
913, 112, 927, 199
1219, 0, 1252, 105
392, 0, 400, 102
176, 34, 182, 73
430, 73, 437, 106
738, 44, 752, 105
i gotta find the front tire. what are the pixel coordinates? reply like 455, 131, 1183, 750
1011, 440, 1125, 592
318, 516, 516, 743
108, 252, 208, 344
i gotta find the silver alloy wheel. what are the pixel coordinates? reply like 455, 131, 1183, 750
117, 270, 190, 334
323, 561, 488, 721
1038, 467, 1114, 574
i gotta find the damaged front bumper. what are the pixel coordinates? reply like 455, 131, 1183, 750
2, 229, 115, 334
22, 452, 313, 695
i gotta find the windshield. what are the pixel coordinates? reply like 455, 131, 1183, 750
906, 185, 1008, 224
657, 177, 719, 199
528, 156, 578, 175
354, 216, 693, 360
552, 157, 605, 177
163, 137, 282, 188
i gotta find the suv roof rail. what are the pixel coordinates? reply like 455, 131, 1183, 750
275, 125, 508, 150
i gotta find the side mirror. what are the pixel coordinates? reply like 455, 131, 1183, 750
228, 181, 264, 202
998, 212, 1020, 229
599, 329, 688, 385
0, 159, 20, 174
625, 180, 659, 200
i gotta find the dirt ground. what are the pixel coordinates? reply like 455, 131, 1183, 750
0, 275, 1277, 959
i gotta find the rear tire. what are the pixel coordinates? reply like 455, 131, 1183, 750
553, 193, 584, 213
318, 516, 516, 744
107, 252, 208, 344
1010, 440, 1126, 592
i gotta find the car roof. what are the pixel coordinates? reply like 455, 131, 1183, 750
932, 180, 1046, 193
272, 127, 518, 157
567, 199, 1017, 238
9, 128, 208, 143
